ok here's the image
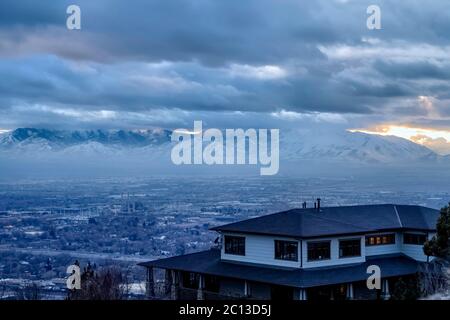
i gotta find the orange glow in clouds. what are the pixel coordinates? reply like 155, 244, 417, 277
349, 125, 450, 155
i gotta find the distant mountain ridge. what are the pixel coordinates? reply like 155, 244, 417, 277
0, 127, 447, 165
280, 128, 442, 164
0, 128, 172, 149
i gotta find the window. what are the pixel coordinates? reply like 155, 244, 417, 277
339, 239, 361, 258
182, 272, 199, 289
274, 240, 298, 261
307, 241, 331, 261
224, 235, 245, 255
204, 275, 220, 293
366, 234, 396, 246
403, 233, 427, 245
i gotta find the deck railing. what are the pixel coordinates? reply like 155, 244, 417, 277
149, 281, 244, 300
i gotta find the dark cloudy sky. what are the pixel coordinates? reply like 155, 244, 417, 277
1, 0, 450, 150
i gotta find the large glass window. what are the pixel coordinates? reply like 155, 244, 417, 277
403, 233, 427, 245
366, 234, 396, 246
224, 235, 245, 255
339, 239, 361, 258
307, 241, 331, 261
274, 240, 298, 261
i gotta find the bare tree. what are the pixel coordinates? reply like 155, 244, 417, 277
418, 259, 449, 297
15, 282, 41, 300
68, 264, 130, 300
0, 283, 7, 300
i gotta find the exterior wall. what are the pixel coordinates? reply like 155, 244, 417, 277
400, 232, 434, 262
221, 233, 301, 268
365, 232, 402, 256
364, 231, 433, 262
220, 231, 434, 269
302, 236, 365, 269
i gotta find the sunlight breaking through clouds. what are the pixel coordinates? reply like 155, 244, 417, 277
349, 125, 450, 155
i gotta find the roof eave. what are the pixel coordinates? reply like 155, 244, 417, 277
209, 227, 436, 239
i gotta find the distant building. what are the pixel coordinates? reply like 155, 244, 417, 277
139, 204, 439, 300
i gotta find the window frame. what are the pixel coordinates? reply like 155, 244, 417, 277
339, 238, 361, 258
274, 240, 298, 261
365, 233, 396, 246
224, 235, 246, 256
307, 240, 331, 262
403, 233, 427, 245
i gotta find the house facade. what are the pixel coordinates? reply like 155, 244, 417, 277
139, 204, 439, 300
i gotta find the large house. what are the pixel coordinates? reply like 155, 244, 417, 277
139, 203, 439, 300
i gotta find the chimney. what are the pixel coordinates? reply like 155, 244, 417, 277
317, 198, 321, 211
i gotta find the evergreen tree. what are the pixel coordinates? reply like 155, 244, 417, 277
423, 204, 450, 259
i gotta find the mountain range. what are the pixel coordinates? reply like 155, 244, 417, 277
0, 127, 445, 163
0, 127, 448, 179
0, 128, 171, 149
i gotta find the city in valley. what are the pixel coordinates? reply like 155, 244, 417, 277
0, 176, 448, 299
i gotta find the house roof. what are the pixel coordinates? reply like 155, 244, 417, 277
210, 204, 439, 238
138, 249, 420, 288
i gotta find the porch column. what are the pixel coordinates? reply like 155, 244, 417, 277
145, 267, 154, 299
381, 279, 390, 300
346, 283, 354, 300
197, 274, 205, 300
294, 288, 307, 300
164, 269, 172, 296
171, 270, 179, 300
244, 280, 250, 297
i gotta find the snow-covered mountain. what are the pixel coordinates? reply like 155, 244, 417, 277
280, 128, 440, 164
0, 128, 171, 151
0, 127, 443, 164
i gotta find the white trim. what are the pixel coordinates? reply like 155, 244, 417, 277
393, 205, 403, 228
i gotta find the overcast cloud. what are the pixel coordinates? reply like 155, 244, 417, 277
0, 0, 450, 130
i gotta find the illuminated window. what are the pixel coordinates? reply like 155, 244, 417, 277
365, 234, 395, 246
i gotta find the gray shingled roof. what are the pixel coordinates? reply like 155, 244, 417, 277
139, 249, 420, 288
210, 204, 439, 238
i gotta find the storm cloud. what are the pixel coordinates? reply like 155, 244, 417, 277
1, 0, 450, 129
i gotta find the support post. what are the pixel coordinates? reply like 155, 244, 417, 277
164, 269, 172, 296
301, 288, 307, 300
146, 267, 154, 299
346, 283, 354, 300
294, 288, 307, 300
381, 279, 390, 300
197, 274, 205, 300
244, 280, 250, 298
171, 270, 179, 300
